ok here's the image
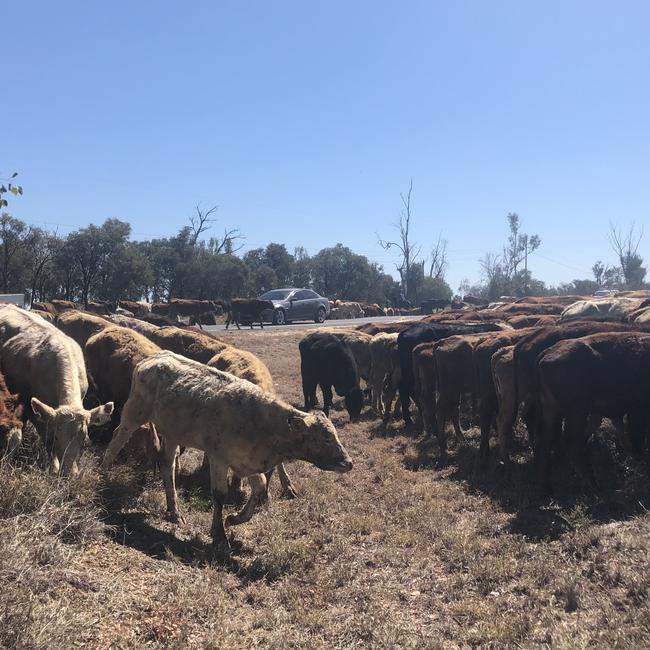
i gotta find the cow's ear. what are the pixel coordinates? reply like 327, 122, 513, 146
88, 402, 114, 426
31, 397, 56, 421
287, 415, 307, 433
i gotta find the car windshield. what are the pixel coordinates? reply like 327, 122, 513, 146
259, 289, 293, 300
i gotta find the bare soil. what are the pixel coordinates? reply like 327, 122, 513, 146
1, 328, 649, 648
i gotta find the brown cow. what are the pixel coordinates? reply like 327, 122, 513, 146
433, 333, 493, 441
411, 333, 490, 461
51, 300, 77, 312
509, 322, 650, 454
84, 326, 161, 462
491, 345, 517, 461
0, 371, 24, 454
86, 301, 115, 316
492, 302, 565, 316
355, 321, 414, 336
368, 332, 401, 419
56, 310, 111, 348
473, 327, 539, 459
32, 310, 56, 324
168, 299, 219, 329
108, 314, 160, 337
118, 300, 151, 317
151, 303, 171, 316
145, 326, 229, 363
31, 301, 57, 315
506, 314, 559, 329
536, 332, 650, 493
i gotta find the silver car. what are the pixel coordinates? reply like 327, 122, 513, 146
259, 288, 330, 325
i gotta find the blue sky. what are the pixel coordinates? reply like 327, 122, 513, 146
4, 1, 650, 292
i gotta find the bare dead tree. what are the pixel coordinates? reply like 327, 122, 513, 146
608, 221, 644, 286
189, 204, 218, 246
428, 233, 448, 279
378, 179, 421, 301
211, 227, 245, 255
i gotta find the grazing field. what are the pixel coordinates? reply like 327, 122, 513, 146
2, 328, 649, 648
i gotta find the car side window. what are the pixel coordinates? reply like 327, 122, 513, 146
305, 290, 318, 299
294, 290, 311, 300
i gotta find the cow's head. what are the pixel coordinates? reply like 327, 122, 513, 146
344, 387, 364, 421
288, 411, 353, 473
31, 398, 114, 475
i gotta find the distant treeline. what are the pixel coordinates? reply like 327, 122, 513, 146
0, 215, 453, 306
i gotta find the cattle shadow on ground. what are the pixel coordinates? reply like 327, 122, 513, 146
103, 510, 209, 565
394, 423, 650, 541
368, 416, 423, 440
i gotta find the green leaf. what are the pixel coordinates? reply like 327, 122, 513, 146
10, 187, 19, 195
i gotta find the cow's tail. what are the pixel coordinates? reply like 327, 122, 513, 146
511, 340, 520, 429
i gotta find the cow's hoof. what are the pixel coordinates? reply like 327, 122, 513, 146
282, 485, 298, 500
210, 540, 234, 565
225, 513, 242, 527
435, 455, 448, 470
227, 487, 247, 506
166, 510, 185, 525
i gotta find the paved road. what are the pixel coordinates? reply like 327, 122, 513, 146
203, 314, 421, 335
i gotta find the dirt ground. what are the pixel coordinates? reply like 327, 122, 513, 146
2, 327, 649, 649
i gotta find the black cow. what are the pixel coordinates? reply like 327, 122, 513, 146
398, 321, 504, 424
224, 299, 274, 330
299, 332, 363, 420
420, 298, 451, 314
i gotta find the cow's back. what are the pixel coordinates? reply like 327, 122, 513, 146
0, 305, 87, 406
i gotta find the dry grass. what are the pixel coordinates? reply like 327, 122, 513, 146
1, 328, 649, 648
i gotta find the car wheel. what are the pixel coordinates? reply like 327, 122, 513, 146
273, 308, 286, 325
315, 307, 326, 323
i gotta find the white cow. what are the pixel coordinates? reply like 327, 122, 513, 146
0, 304, 113, 474
102, 351, 352, 554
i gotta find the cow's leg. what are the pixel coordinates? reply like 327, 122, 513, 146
229, 473, 245, 503
565, 411, 599, 494
521, 400, 536, 447
370, 364, 384, 414
159, 440, 183, 524
276, 463, 298, 498
478, 398, 495, 460
208, 457, 230, 553
450, 401, 465, 444
495, 383, 518, 462
399, 381, 412, 424
102, 398, 151, 469
302, 369, 317, 410
420, 393, 436, 438
321, 383, 333, 416
226, 473, 267, 526
610, 415, 630, 454
225, 312, 231, 329
382, 376, 398, 424
536, 407, 561, 496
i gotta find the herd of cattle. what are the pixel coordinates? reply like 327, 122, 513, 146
0, 290, 649, 554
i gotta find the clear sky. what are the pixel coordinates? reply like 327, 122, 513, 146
4, 1, 650, 293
